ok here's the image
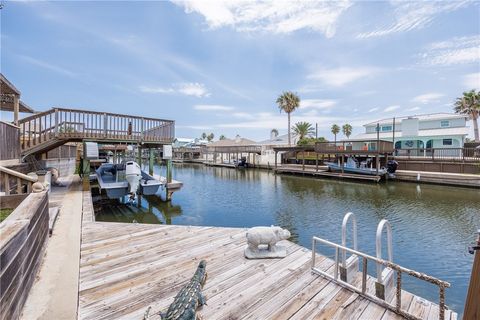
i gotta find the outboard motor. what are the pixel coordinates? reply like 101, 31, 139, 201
386, 160, 398, 177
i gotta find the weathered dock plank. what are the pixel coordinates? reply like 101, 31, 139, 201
78, 222, 457, 320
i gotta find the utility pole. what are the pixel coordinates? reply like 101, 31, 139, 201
315, 123, 318, 139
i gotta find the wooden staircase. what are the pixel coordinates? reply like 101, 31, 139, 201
18, 107, 175, 158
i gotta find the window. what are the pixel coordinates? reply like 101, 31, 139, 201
441, 120, 450, 127
443, 139, 452, 146
381, 125, 392, 132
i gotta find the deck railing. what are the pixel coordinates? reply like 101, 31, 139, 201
393, 147, 480, 162
315, 140, 394, 154
206, 145, 262, 154
0, 165, 37, 195
18, 107, 175, 152
312, 236, 451, 320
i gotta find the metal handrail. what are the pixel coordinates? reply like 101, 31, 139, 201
341, 212, 357, 268
376, 219, 393, 282
311, 236, 450, 320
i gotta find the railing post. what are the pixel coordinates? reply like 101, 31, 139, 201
439, 285, 445, 320
396, 270, 402, 312
104, 113, 107, 138
54, 108, 59, 137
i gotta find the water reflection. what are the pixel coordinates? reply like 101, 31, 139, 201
95, 194, 182, 225
95, 163, 479, 315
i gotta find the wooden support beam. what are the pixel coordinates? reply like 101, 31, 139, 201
13, 94, 19, 126
464, 231, 480, 319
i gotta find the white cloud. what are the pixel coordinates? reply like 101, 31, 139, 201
384, 105, 400, 113
194, 104, 234, 111
419, 35, 480, 66
411, 93, 444, 104
300, 99, 337, 110
231, 112, 253, 119
140, 82, 210, 97
307, 67, 379, 87
368, 107, 379, 113
19, 55, 77, 77
172, 0, 353, 38
176, 125, 214, 130
357, 1, 470, 39
217, 112, 339, 129
463, 72, 480, 89
407, 107, 421, 112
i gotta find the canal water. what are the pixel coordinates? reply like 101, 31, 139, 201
95, 163, 479, 315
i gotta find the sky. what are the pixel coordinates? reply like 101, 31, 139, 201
1, 0, 479, 141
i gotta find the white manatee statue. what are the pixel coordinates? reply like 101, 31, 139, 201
244, 226, 291, 259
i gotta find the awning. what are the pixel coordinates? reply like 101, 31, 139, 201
0, 73, 35, 113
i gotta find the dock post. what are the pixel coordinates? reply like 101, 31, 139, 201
316, 152, 319, 172
302, 151, 305, 172
149, 148, 154, 176
137, 145, 142, 166
464, 230, 480, 319
274, 151, 278, 171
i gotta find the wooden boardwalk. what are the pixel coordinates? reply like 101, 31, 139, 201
78, 222, 457, 320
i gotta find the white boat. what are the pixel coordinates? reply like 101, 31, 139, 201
96, 161, 164, 199
325, 157, 387, 176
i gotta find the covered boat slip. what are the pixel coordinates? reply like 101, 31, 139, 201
95, 163, 163, 199
273, 140, 394, 181
78, 221, 457, 320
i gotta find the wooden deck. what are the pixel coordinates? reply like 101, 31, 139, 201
274, 165, 383, 182
78, 222, 457, 320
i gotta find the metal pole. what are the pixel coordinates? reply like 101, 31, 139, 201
315, 123, 318, 139
376, 123, 380, 175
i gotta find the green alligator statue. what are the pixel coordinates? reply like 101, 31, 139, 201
144, 260, 207, 320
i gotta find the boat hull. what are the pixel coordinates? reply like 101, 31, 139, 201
325, 162, 387, 176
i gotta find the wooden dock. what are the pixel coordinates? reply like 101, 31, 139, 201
78, 221, 457, 320
274, 165, 383, 182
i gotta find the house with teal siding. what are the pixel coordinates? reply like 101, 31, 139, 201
354, 113, 469, 155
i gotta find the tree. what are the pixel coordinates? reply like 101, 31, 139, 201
270, 128, 279, 137
207, 133, 214, 142
454, 89, 480, 142
292, 121, 314, 140
331, 124, 340, 143
276, 91, 300, 146
201, 132, 207, 140
342, 124, 353, 139
297, 137, 327, 146
219, 134, 227, 140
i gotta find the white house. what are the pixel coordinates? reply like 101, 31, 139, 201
354, 113, 469, 151
255, 131, 298, 166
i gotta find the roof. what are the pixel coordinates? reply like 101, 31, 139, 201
0, 74, 35, 113
174, 138, 195, 143
256, 133, 297, 146
0, 73, 21, 95
208, 137, 256, 147
354, 126, 469, 139
364, 113, 467, 126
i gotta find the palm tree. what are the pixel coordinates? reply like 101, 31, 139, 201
331, 124, 340, 143
276, 91, 300, 146
219, 134, 226, 140
292, 122, 315, 140
342, 124, 353, 139
270, 128, 279, 137
201, 132, 207, 140
454, 89, 480, 142
207, 133, 214, 142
